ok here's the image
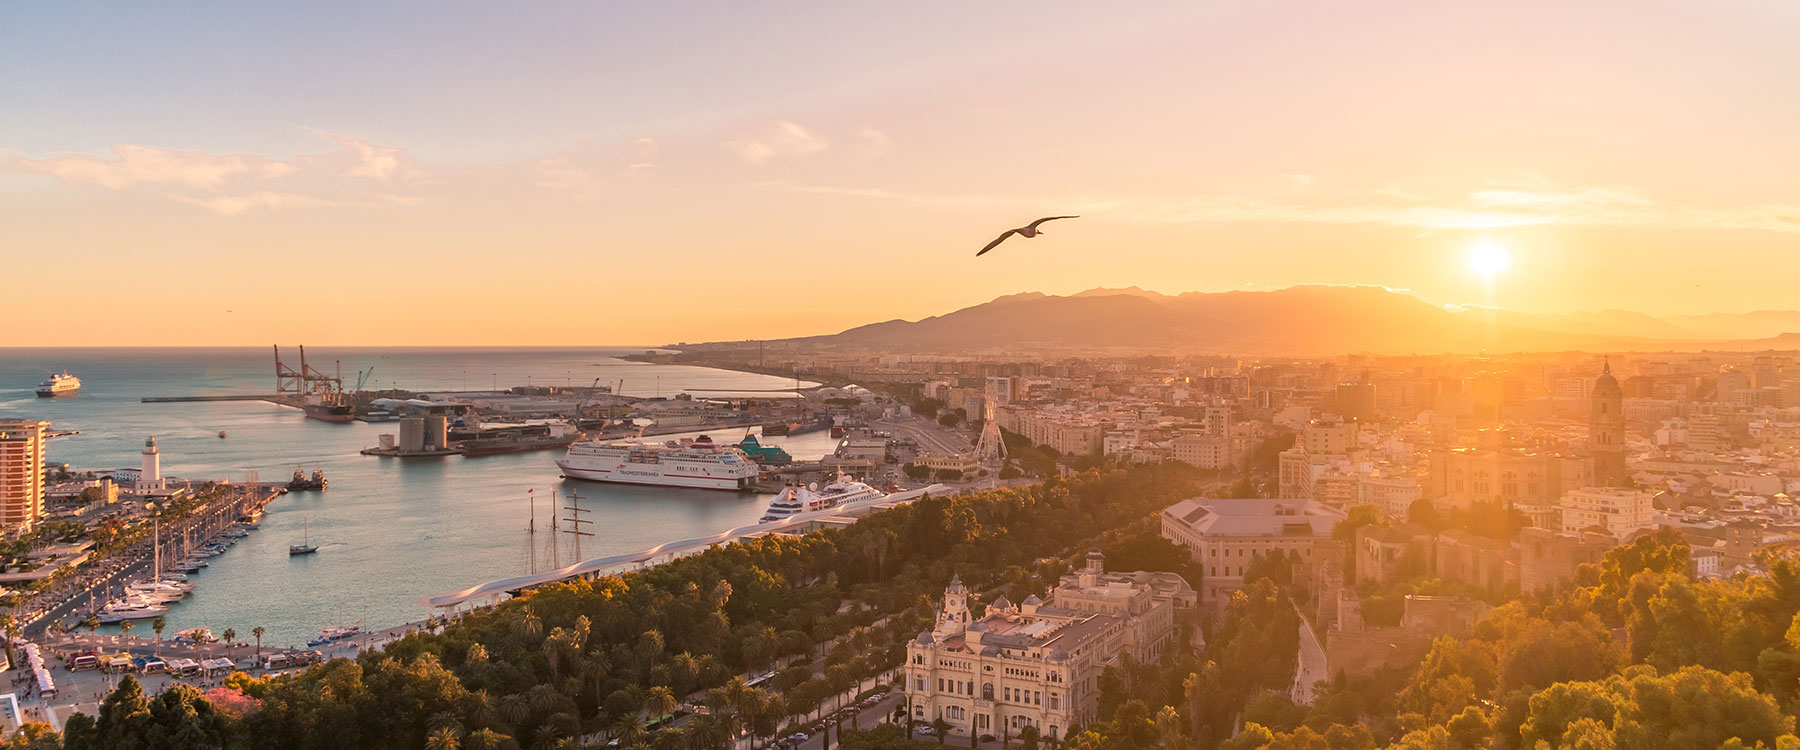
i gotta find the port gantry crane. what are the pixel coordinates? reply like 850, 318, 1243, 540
273, 345, 346, 406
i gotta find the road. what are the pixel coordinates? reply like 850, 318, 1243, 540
876, 418, 971, 457
1289, 604, 1326, 705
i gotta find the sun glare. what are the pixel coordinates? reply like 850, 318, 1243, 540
1470, 241, 1511, 279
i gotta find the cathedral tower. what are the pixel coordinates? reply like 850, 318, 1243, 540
1591, 361, 1628, 487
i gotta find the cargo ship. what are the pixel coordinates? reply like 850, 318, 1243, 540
303, 400, 355, 423
35, 371, 81, 397
461, 423, 583, 457
556, 434, 758, 490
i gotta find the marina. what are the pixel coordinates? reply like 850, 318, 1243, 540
0, 347, 832, 647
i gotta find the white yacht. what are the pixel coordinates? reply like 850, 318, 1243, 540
760, 471, 886, 523
557, 434, 758, 490
35, 371, 80, 397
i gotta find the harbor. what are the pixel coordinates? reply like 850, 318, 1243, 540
0, 347, 856, 647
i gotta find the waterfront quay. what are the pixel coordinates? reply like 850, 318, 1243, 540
13, 482, 280, 639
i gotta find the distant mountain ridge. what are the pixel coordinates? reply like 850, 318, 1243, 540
720, 286, 1800, 356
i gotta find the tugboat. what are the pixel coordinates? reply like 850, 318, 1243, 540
286, 466, 328, 491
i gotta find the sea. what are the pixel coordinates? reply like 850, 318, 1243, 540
0, 348, 833, 647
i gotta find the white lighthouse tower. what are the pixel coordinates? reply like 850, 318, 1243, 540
138, 436, 164, 492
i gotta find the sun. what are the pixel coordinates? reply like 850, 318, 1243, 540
1469, 241, 1511, 279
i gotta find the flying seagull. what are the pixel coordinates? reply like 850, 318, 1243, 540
976, 215, 1079, 256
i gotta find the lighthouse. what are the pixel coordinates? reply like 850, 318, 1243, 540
138, 436, 164, 492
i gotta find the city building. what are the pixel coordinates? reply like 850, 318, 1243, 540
0, 420, 49, 531
1559, 487, 1655, 540
1171, 430, 1233, 470
1159, 497, 1345, 608
905, 555, 1192, 740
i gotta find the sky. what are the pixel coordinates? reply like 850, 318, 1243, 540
3, 0, 1799, 346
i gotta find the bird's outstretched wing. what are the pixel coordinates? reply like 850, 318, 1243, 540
1026, 215, 1079, 230
976, 229, 1021, 256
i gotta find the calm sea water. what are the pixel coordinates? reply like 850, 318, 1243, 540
0, 348, 832, 647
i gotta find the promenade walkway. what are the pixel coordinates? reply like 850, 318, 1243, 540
423, 484, 952, 609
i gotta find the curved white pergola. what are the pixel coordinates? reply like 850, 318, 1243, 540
421, 484, 950, 609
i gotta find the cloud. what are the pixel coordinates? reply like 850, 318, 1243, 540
7, 131, 421, 213
168, 191, 336, 216
727, 121, 828, 165
5, 145, 297, 190
317, 132, 405, 182
534, 158, 593, 190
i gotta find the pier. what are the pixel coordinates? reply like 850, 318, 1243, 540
140, 395, 282, 403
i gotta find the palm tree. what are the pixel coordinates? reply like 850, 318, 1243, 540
221, 629, 237, 660
650, 727, 687, 750
83, 615, 99, 638
512, 606, 543, 642
644, 685, 677, 723
669, 651, 701, 697
498, 693, 533, 728
467, 689, 502, 730
613, 716, 647, 750
151, 615, 166, 656
466, 729, 510, 750
252, 626, 266, 656
1154, 706, 1182, 750
119, 619, 134, 639
0, 614, 19, 667
426, 726, 463, 750
931, 718, 951, 746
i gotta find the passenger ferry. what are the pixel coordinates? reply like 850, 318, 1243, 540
759, 471, 886, 523
35, 371, 80, 397
556, 434, 758, 490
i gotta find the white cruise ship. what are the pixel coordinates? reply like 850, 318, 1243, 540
556, 434, 758, 490
35, 371, 80, 397
760, 471, 886, 523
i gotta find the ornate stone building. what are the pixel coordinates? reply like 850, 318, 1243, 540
904, 553, 1194, 741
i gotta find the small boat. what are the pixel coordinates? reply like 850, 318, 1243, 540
218, 431, 227, 439
289, 519, 319, 556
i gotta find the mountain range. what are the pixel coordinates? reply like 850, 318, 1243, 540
725, 286, 1800, 356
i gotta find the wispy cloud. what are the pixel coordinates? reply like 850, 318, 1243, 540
726, 121, 828, 165
313, 131, 406, 182
4, 130, 422, 213
168, 191, 336, 216
5, 145, 297, 190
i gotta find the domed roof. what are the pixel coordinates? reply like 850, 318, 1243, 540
1594, 359, 1622, 397
915, 631, 935, 645
1023, 594, 1044, 606
989, 594, 1013, 611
